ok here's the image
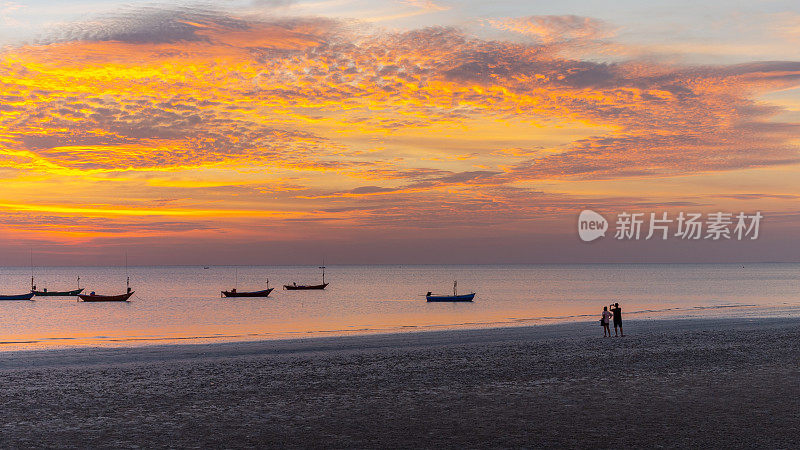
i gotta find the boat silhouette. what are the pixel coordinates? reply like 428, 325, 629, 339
1, 262, 36, 299
221, 287, 274, 297
221, 268, 273, 297
0, 292, 35, 301
31, 276, 84, 297
78, 290, 134, 302
79, 255, 133, 302
426, 281, 475, 302
284, 263, 328, 290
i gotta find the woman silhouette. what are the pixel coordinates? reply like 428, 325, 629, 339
601, 306, 612, 337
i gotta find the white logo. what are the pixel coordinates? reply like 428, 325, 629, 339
578, 210, 762, 242
578, 210, 608, 242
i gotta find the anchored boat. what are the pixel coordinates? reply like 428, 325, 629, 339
0, 292, 35, 301
31, 276, 84, 297
221, 287, 274, 297
80, 257, 133, 302
426, 281, 475, 302
1, 261, 36, 299
222, 277, 274, 297
284, 282, 328, 290
284, 263, 328, 290
221, 266, 274, 297
426, 292, 475, 302
78, 291, 134, 302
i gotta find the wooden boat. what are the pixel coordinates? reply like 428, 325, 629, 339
33, 288, 85, 296
0, 269, 37, 300
222, 273, 273, 297
426, 281, 475, 302
0, 292, 35, 301
284, 282, 328, 290
31, 276, 84, 296
284, 263, 328, 290
221, 287, 274, 297
426, 292, 475, 302
78, 291, 134, 302
79, 275, 133, 302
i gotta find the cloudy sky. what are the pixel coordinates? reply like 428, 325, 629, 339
1, 0, 798, 265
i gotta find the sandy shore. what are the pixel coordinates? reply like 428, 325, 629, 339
1, 318, 799, 448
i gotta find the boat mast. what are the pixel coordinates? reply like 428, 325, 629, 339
319, 258, 326, 284
30, 249, 34, 291
125, 252, 130, 293
454, 280, 457, 296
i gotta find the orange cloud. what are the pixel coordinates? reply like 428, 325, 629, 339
0, 6, 798, 256
487, 15, 615, 44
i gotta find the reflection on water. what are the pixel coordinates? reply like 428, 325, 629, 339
0, 263, 798, 350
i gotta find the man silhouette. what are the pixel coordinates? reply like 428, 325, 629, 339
610, 302, 624, 337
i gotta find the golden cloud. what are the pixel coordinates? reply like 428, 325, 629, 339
0, 6, 798, 247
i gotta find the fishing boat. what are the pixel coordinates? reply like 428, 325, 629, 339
221, 266, 274, 297
1, 257, 36, 299
284, 263, 328, 290
78, 291, 134, 302
221, 287, 274, 297
222, 276, 274, 297
31, 276, 84, 297
426, 281, 475, 302
426, 292, 475, 302
80, 258, 133, 302
284, 282, 328, 290
0, 292, 35, 301
34, 288, 84, 297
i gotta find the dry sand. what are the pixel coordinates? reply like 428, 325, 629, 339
1, 318, 799, 448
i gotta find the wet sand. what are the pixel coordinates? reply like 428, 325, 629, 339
1, 318, 799, 448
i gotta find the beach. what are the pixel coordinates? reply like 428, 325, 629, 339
1, 318, 798, 448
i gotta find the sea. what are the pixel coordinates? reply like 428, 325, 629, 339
1, 263, 798, 350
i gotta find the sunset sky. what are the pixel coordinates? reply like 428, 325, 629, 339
1, 0, 798, 265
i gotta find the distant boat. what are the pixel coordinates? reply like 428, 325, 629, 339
33, 288, 85, 297
426, 281, 475, 302
284, 282, 328, 290
0, 292, 35, 301
31, 276, 84, 297
426, 292, 475, 302
79, 267, 133, 302
204, 266, 210, 270
221, 269, 273, 297
78, 291, 134, 302
284, 263, 328, 290
2, 262, 36, 299
221, 287, 274, 297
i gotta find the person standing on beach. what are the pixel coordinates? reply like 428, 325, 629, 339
610, 302, 624, 337
601, 306, 613, 337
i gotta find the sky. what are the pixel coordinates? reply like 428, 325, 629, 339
0, 0, 798, 265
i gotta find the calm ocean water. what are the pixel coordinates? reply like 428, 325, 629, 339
1, 264, 798, 350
